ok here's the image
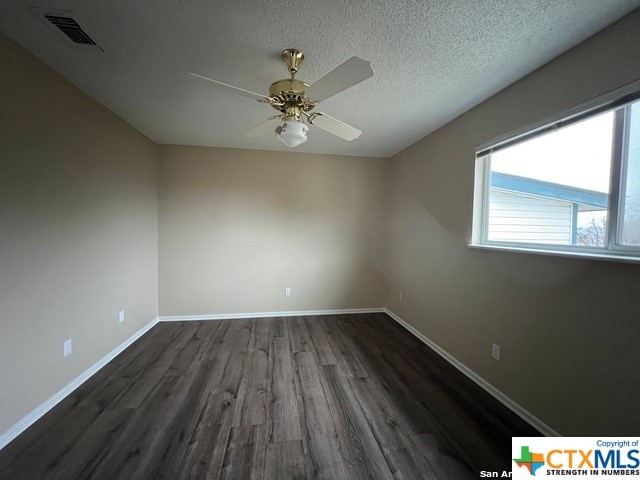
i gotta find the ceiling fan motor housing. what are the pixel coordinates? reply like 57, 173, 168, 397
268, 78, 308, 99
268, 79, 315, 118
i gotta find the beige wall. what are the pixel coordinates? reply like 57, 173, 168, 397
386, 9, 640, 435
0, 34, 158, 434
158, 145, 389, 316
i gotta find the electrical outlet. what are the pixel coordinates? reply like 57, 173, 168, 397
119, 309, 125, 323
285, 287, 291, 297
64, 339, 72, 357
398, 291, 403, 301
491, 343, 501, 361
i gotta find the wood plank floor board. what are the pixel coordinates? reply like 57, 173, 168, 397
0, 407, 131, 480
265, 334, 301, 443
45, 409, 135, 480
111, 322, 211, 410
4, 393, 124, 479
349, 375, 441, 480
300, 434, 349, 480
86, 323, 225, 480
366, 313, 424, 353
174, 390, 236, 480
170, 319, 248, 478
319, 364, 394, 480
0, 314, 540, 479
290, 351, 349, 479
291, 352, 336, 437
304, 316, 338, 365
321, 316, 370, 379
133, 333, 227, 479
220, 425, 266, 480
82, 374, 184, 480
234, 319, 270, 428
263, 440, 305, 480
338, 314, 385, 357
214, 320, 253, 399
353, 342, 444, 435
112, 322, 189, 382
269, 317, 287, 338
410, 432, 478, 480
287, 316, 314, 354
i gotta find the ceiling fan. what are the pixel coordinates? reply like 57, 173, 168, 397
189, 49, 374, 147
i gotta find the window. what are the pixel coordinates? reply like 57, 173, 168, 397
619, 101, 640, 246
472, 83, 640, 261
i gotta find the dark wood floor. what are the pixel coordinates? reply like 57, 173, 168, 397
0, 313, 539, 479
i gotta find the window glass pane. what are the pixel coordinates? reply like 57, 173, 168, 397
487, 112, 614, 246
620, 101, 640, 246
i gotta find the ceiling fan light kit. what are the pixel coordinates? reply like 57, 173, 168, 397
275, 119, 309, 147
189, 48, 373, 148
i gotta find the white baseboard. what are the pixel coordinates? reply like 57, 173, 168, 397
384, 308, 560, 437
158, 307, 386, 322
0, 317, 160, 451
1, 306, 558, 452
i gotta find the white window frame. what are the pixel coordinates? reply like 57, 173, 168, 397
470, 79, 640, 264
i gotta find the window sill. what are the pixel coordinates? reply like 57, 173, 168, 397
468, 243, 640, 265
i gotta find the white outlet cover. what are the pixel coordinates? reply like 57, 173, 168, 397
64, 339, 72, 357
119, 309, 125, 323
491, 343, 501, 360
285, 288, 291, 296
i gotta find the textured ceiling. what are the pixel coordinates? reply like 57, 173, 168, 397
1, 1, 639, 158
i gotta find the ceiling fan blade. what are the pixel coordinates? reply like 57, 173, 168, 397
305, 57, 373, 102
246, 115, 282, 137
308, 112, 362, 141
188, 72, 271, 102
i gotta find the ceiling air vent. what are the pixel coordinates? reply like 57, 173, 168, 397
44, 14, 96, 45
29, 7, 104, 52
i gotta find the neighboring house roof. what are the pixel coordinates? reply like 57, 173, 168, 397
490, 172, 608, 209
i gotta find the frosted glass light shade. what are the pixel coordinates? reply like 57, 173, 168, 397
275, 120, 309, 147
